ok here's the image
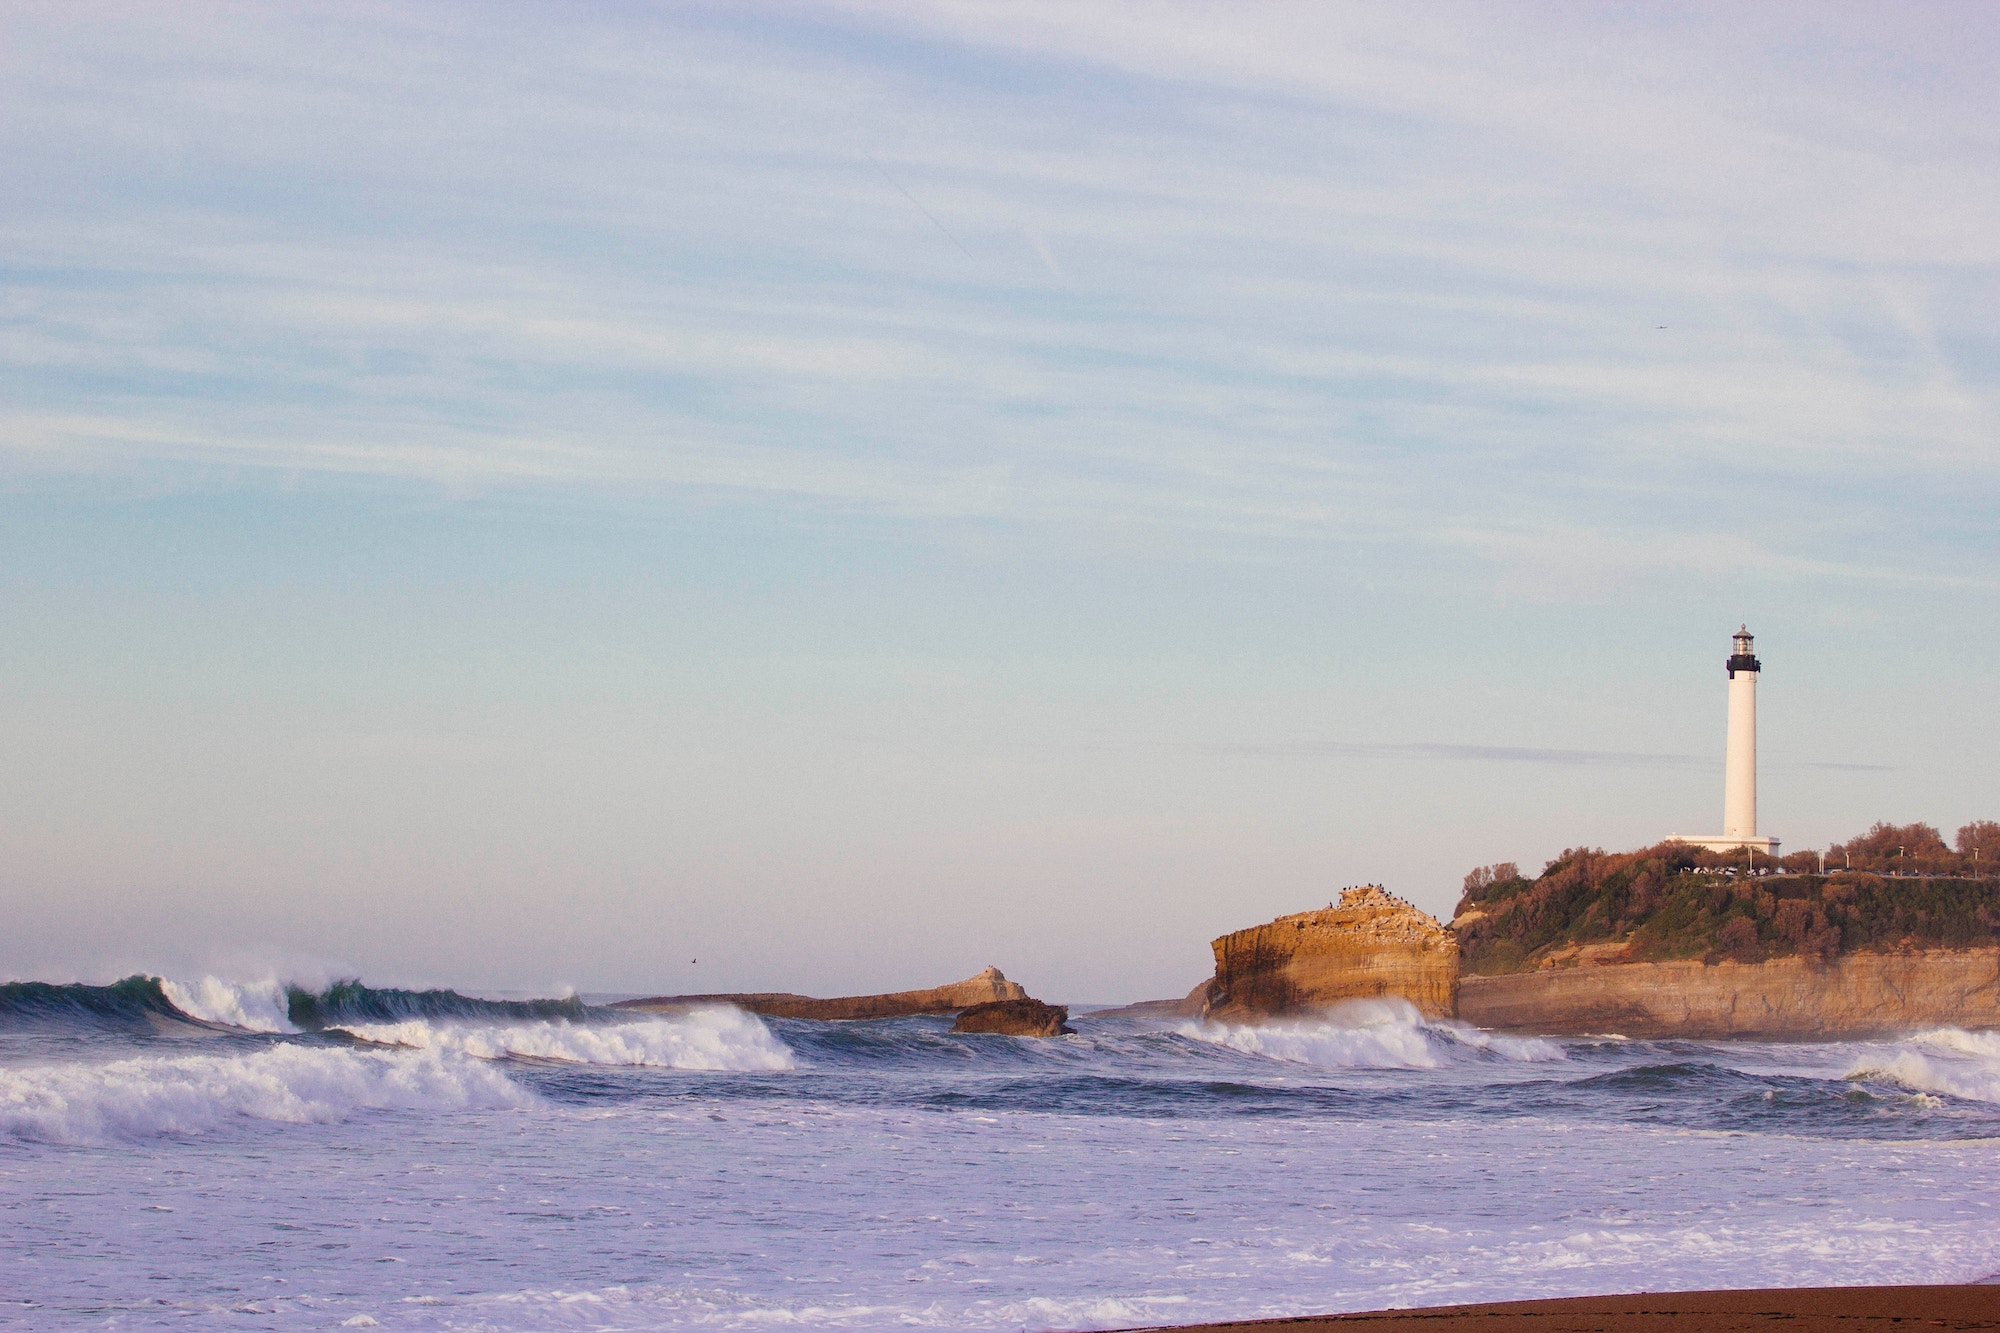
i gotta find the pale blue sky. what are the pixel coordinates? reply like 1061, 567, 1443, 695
3, 2, 1996, 999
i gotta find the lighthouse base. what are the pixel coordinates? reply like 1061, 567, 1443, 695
1669, 834, 1781, 856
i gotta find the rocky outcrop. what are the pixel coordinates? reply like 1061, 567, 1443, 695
615, 966, 1030, 1021
1142, 877, 2000, 1036
952, 998, 1073, 1037
1459, 948, 2000, 1038
1197, 887, 1460, 1022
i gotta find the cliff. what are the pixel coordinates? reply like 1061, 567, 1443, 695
1458, 947, 2000, 1038
1443, 841, 2000, 1037
1197, 886, 1459, 1022
614, 966, 1030, 1021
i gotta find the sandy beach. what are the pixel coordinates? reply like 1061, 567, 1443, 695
1148, 1286, 2000, 1333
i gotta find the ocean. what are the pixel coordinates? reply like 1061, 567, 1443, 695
5, 978, 2000, 1330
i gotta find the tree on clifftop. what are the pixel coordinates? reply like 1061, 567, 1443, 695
1959, 821, 2000, 868
1462, 862, 1520, 896
1830, 821, 1954, 875
1451, 828, 2000, 975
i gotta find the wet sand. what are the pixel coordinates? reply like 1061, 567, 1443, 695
1142, 1285, 2000, 1333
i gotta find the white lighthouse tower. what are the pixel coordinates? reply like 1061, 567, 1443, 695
1673, 626, 1780, 856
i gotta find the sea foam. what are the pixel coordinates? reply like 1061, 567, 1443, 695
332, 1008, 797, 1071
0, 1044, 526, 1145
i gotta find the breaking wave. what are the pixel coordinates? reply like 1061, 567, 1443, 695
1846, 1028, 2000, 1106
0, 1044, 528, 1145
334, 1009, 797, 1071
160, 976, 297, 1033
1181, 999, 1564, 1069
0, 974, 602, 1036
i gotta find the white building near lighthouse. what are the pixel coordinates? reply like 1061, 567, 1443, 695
1672, 626, 1781, 856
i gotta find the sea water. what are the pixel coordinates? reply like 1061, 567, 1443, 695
5, 979, 2000, 1330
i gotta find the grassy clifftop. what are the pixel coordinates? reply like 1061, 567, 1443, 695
1452, 841, 2000, 977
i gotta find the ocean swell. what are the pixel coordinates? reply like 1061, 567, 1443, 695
286, 979, 593, 1028
0, 975, 192, 1031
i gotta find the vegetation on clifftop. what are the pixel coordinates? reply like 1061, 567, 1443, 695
1453, 821, 2000, 976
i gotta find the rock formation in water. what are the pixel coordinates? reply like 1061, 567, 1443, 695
1193, 886, 1460, 1022
951, 997, 1074, 1037
1459, 947, 2000, 1038
615, 966, 1031, 1021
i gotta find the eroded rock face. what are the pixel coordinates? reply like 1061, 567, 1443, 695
951, 998, 1073, 1037
1459, 948, 2000, 1038
1198, 886, 1460, 1022
615, 966, 1030, 1021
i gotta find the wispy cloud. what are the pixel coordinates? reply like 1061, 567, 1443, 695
0, 2, 1994, 594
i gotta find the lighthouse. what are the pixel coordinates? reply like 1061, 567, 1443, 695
1672, 626, 1780, 856
1722, 626, 1758, 841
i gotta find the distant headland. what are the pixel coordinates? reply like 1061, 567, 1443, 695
1177, 818, 2000, 1040
1156, 625, 1999, 1039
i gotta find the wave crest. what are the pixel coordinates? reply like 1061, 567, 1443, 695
1846, 1027, 2000, 1105
333, 1009, 797, 1071
1181, 999, 1564, 1070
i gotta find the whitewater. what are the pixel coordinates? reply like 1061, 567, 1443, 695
5, 979, 2000, 1331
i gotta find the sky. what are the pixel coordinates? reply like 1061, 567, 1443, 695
2, 1, 1996, 1001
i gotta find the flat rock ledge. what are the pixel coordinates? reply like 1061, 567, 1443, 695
951, 998, 1073, 1037
615, 966, 1032, 1022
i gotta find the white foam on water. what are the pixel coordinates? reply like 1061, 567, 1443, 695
160, 975, 297, 1033
1431, 1021, 1567, 1062
1181, 999, 1563, 1069
1845, 1027, 2000, 1104
988, 1293, 1196, 1330
333, 1008, 797, 1071
1912, 1026, 2000, 1060
0, 1043, 526, 1145
422, 1282, 1202, 1330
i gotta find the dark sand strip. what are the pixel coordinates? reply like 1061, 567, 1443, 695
1136, 1285, 2000, 1333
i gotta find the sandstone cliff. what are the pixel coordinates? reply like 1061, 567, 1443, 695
1459, 947, 2000, 1038
952, 998, 1073, 1037
1197, 886, 1459, 1022
615, 966, 1030, 1021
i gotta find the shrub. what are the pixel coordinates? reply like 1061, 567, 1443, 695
1454, 822, 2000, 975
